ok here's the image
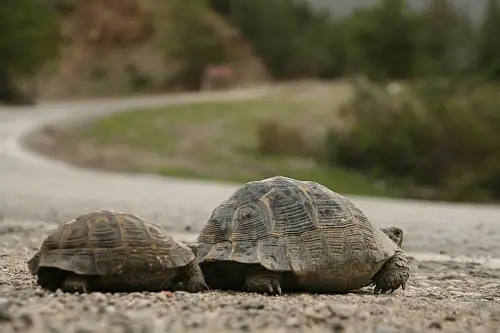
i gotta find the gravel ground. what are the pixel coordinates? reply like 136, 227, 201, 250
1, 89, 500, 332
0, 219, 499, 333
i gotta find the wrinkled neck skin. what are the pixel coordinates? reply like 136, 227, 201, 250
184, 242, 198, 255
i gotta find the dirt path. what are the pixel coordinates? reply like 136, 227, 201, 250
1, 219, 499, 333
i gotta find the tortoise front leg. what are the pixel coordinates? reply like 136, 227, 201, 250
61, 273, 89, 293
372, 249, 410, 294
181, 262, 209, 293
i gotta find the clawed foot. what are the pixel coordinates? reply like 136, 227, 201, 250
61, 274, 89, 293
186, 277, 209, 293
244, 275, 282, 295
372, 271, 407, 294
372, 250, 409, 294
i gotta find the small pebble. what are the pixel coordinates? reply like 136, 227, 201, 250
429, 321, 442, 329
0, 297, 12, 322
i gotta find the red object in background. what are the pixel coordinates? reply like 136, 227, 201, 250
206, 65, 234, 78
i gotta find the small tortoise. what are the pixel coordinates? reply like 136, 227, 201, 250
190, 176, 409, 294
27, 210, 208, 293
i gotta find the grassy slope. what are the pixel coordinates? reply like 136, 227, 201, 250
54, 81, 401, 197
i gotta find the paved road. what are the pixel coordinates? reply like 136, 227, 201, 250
1, 89, 500, 333
1, 88, 500, 262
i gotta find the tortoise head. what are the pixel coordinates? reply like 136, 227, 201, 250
182, 241, 198, 256
379, 226, 404, 248
27, 252, 41, 275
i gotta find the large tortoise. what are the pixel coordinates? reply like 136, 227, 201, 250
190, 176, 409, 294
28, 210, 208, 293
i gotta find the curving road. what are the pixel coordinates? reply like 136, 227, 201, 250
0, 90, 263, 228
1, 89, 500, 333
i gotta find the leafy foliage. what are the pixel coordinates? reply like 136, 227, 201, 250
326, 77, 500, 202
416, 0, 475, 76
0, 0, 61, 75
476, 0, 500, 79
0, 0, 61, 103
218, 0, 343, 79
211, 0, 483, 81
341, 0, 425, 80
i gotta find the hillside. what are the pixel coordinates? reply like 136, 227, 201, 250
33, 0, 268, 101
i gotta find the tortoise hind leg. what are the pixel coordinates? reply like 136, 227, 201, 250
244, 265, 283, 295
61, 273, 90, 293
37, 268, 66, 291
181, 262, 209, 293
372, 249, 410, 294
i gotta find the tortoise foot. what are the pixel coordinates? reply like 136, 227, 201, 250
372, 249, 409, 294
244, 267, 283, 295
183, 262, 209, 293
61, 273, 89, 293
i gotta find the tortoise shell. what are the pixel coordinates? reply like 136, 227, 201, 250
192, 176, 399, 292
28, 210, 195, 292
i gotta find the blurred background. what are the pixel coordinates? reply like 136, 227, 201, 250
4, 0, 500, 204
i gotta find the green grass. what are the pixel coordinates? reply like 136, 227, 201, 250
79, 82, 401, 197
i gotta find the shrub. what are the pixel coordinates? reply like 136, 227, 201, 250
124, 64, 154, 92
257, 119, 313, 157
325, 76, 500, 202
